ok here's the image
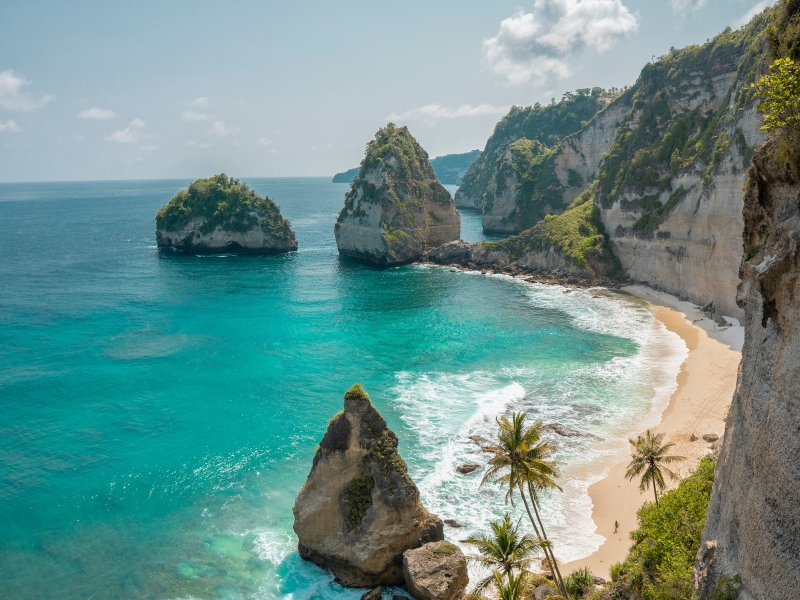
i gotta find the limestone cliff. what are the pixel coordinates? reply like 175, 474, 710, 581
693, 138, 800, 599
595, 15, 771, 317
155, 174, 297, 254
334, 124, 460, 266
293, 384, 443, 587
455, 92, 610, 215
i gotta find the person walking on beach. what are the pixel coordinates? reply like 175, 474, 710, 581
614, 520, 619, 534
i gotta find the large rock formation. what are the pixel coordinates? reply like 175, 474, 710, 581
402, 541, 468, 600
155, 174, 297, 254
595, 15, 770, 317
693, 138, 800, 599
293, 384, 443, 587
334, 124, 460, 266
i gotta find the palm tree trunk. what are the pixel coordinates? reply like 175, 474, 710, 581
653, 481, 659, 507
528, 482, 567, 596
517, 483, 568, 598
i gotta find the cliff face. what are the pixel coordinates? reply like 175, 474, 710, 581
293, 385, 443, 587
334, 124, 460, 266
455, 94, 608, 212
595, 16, 770, 316
155, 174, 297, 254
693, 139, 800, 599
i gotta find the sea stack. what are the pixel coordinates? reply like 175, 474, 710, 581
334, 124, 460, 266
292, 384, 443, 587
155, 174, 297, 254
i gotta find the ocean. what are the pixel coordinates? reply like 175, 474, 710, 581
0, 178, 686, 599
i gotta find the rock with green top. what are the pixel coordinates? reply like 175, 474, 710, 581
155, 173, 297, 254
334, 124, 460, 266
293, 384, 443, 587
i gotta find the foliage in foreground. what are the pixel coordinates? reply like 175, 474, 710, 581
155, 173, 292, 238
483, 184, 621, 276
751, 57, 800, 136
610, 456, 716, 600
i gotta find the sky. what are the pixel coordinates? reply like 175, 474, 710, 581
0, 0, 775, 182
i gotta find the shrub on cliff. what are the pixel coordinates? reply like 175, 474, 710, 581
609, 456, 716, 600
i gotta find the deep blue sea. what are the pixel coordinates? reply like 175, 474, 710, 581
0, 178, 686, 600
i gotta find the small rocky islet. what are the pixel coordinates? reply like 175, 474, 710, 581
155, 173, 297, 254
292, 384, 468, 599
334, 123, 461, 266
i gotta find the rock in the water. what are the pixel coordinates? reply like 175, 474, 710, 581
361, 587, 382, 600
155, 173, 297, 254
293, 384, 443, 587
702, 433, 719, 442
402, 540, 468, 600
334, 124, 460, 266
455, 464, 479, 475
443, 519, 462, 529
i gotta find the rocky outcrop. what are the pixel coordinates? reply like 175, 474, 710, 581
334, 124, 460, 266
455, 93, 608, 211
425, 186, 620, 283
402, 541, 468, 600
293, 384, 443, 587
595, 15, 771, 317
693, 139, 800, 599
155, 173, 297, 254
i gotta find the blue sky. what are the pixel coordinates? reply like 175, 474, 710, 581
0, 0, 774, 182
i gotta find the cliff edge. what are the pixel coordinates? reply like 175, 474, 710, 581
293, 384, 443, 587
693, 138, 800, 599
334, 124, 460, 266
155, 174, 297, 254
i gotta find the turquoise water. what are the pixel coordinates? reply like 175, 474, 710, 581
0, 179, 685, 599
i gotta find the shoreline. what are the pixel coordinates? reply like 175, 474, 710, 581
559, 285, 743, 580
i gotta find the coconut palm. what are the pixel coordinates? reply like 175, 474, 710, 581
472, 412, 568, 598
625, 429, 685, 506
466, 513, 549, 594
492, 569, 531, 600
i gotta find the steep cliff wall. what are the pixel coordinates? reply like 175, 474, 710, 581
693, 139, 800, 600
455, 93, 608, 211
596, 16, 771, 316
334, 124, 460, 266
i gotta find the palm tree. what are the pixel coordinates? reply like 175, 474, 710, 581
625, 429, 685, 506
492, 569, 531, 600
473, 412, 568, 598
466, 513, 549, 594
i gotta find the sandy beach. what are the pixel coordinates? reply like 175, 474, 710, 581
560, 285, 744, 580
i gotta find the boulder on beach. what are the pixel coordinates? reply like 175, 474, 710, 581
402, 541, 468, 600
292, 384, 443, 587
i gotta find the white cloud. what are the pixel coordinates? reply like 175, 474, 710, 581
0, 119, 21, 133
187, 140, 198, 146
210, 121, 239, 136
139, 144, 159, 151
484, 0, 639, 84
670, 0, 707, 11
388, 103, 509, 121
254, 137, 272, 146
181, 110, 210, 122
0, 70, 55, 111
190, 97, 211, 107
733, 1, 771, 28
78, 107, 116, 120
106, 118, 145, 143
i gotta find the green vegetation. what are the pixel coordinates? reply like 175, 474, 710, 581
155, 173, 292, 238
458, 89, 611, 211
332, 166, 360, 183
344, 383, 369, 402
751, 57, 800, 138
429, 149, 481, 184
433, 542, 459, 556
625, 430, 686, 507
472, 413, 568, 598
340, 472, 375, 532
595, 9, 772, 225
610, 457, 716, 600
483, 185, 621, 275
564, 567, 595, 599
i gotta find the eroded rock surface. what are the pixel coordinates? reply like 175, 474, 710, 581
402, 541, 468, 600
293, 384, 443, 587
155, 173, 297, 254
693, 139, 800, 599
334, 124, 460, 266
